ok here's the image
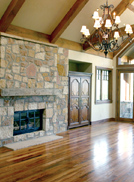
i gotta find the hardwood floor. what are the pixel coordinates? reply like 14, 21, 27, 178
0, 121, 134, 182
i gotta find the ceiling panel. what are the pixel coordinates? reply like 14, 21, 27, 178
0, 0, 12, 19
119, 8, 134, 28
12, 0, 76, 34
61, 0, 122, 42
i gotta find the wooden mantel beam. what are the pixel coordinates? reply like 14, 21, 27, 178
50, 0, 89, 43
0, 0, 25, 32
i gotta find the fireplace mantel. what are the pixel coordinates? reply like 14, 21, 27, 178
0, 88, 62, 97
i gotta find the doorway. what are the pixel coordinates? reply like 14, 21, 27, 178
117, 70, 134, 121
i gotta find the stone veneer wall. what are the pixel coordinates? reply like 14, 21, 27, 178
0, 33, 68, 146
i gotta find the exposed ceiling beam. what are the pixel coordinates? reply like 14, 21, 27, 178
113, 39, 134, 58
50, 0, 90, 43
0, 0, 25, 32
83, 0, 134, 52
127, 4, 134, 13
113, 35, 134, 57
113, 0, 134, 16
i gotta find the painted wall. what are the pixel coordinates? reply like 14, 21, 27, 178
69, 50, 115, 122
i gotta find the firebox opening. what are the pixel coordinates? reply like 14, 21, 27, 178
14, 109, 43, 136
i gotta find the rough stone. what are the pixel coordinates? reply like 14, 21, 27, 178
35, 44, 41, 52
26, 63, 37, 78
46, 108, 53, 118
0, 46, 5, 59
44, 77, 50, 82
40, 66, 49, 72
45, 82, 53, 88
21, 83, 26, 88
0, 126, 13, 139
12, 45, 20, 54
14, 100, 24, 111
23, 77, 28, 83
14, 74, 22, 81
8, 107, 14, 116
58, 48, 63, 54
0, 79, 6, 88
28, 50, 35, 57
20, 50, 27, 56
12, 66, 20, 74
57, 64, 66, 76
38, 102, 45, 109
1, 37, 8, 45
6, 80, 14, 88
27, 133, 34, 138
14, 81, 20, 88
28, 103, 37, 110
37, 73, 43, 82
0, 59, 8, 68
34, 60, 42, 66
63, 86, 68, 94
35, 52, 45, 60
37, 82, 43, 88
14, 134, 27, 142
0, 68, 5, 77
28, 79, 36, 88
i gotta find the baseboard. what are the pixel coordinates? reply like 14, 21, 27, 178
91, 118, 115, 125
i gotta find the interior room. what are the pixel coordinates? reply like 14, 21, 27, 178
0, 0, 134, 181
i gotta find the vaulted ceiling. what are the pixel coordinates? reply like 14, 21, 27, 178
0, 0, 134, 58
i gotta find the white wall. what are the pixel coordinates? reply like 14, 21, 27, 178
69, 50, 115, 122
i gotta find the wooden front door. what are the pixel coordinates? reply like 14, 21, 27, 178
68, 72, 92, 129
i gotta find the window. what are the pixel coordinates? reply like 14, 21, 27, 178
95, 67, 112, 104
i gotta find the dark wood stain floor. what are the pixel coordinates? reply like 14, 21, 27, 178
0, 121, 134, 182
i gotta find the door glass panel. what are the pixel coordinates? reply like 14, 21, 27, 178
120, 73, 133, 119
97, 70, 101, 100
102, 71, 109, 100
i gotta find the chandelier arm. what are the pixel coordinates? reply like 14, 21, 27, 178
108, 41, 120, 52
88, 41, 103, 51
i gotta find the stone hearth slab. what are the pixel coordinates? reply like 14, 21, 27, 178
4, 135, 63, 150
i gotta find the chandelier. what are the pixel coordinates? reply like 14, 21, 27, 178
80, 0, 133, 57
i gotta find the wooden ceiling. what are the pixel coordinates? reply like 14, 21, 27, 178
0, 0, 134, 58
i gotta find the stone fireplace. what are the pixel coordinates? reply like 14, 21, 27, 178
0, 33, 68, 146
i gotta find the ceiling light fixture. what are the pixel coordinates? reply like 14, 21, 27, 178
80, 0, 133, 57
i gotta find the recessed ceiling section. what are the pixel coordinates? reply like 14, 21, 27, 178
12, 0, 76, 35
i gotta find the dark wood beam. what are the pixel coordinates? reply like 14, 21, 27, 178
113, 0, 134, 16
50, 0, 90, 43
0, 0, 25, 32
6, 24, 50, 42
127, 4, 134, 13
113, 35, 134, 57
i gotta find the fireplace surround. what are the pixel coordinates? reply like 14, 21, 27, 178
0, 33, 68, 146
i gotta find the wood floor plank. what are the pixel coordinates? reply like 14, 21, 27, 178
0, 122, 134, 181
